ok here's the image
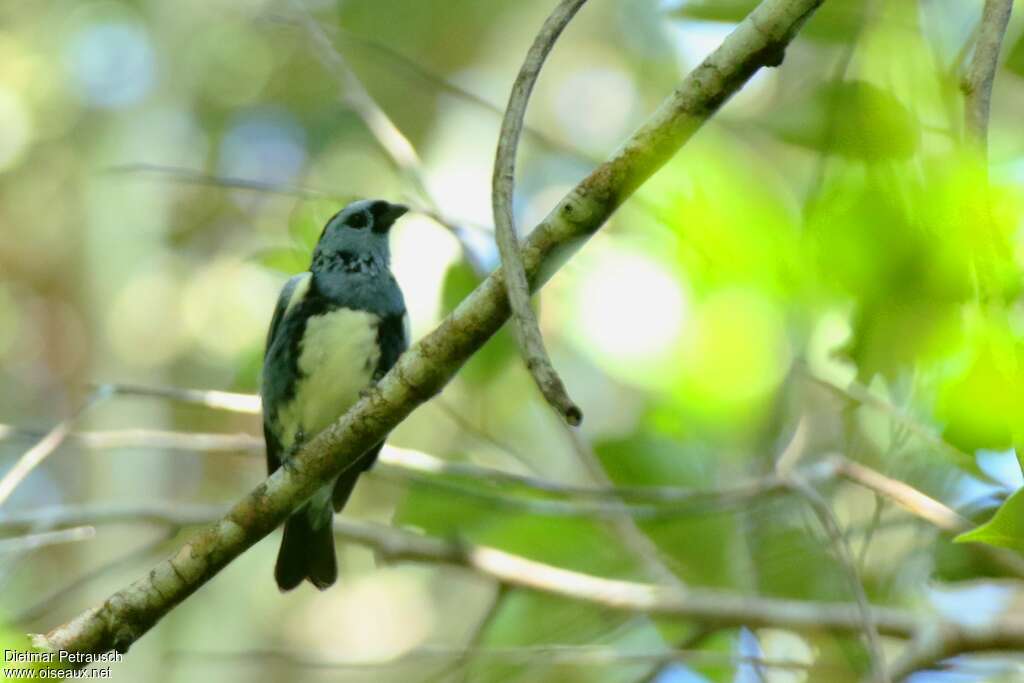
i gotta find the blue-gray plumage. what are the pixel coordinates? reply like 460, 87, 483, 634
262, 199, 409, 591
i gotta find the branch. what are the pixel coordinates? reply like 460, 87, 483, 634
0, 526, 95, 554
16, 499, 1024, 681
34, 0, 826, 659
961, 0, 1013, 151
493, 0, 587, 426
90, 382, 262, 414
14, 501, 921, 638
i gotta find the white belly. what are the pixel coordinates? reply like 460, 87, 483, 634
275, 308, 381, 452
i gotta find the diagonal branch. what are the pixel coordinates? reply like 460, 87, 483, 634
33, 0, 827, 661
493, 0, 587, 426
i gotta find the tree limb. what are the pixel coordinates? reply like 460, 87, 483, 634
493, 0, 587, 426
32, 0, 826, 660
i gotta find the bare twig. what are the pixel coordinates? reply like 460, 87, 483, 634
961, 0, 1013, 151
799, 368, 977, 470
493, 0, 587, 426
833, 457, 968, 532
0, 527, 95, 554
174, 643, 833, 673
34, 0, 828, 659
106, 163, 342, 200
90, 382, 262, 415
775, 418, 887, 682
10, 501, 922, 638
0, 417, 847, 519
559, 426, 686, 587
787, 476, 888, 683
0, 386, 113, 508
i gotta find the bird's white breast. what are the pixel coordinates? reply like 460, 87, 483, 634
275, 307, 381, 452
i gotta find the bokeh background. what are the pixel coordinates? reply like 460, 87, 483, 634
2, 0, 1024, 681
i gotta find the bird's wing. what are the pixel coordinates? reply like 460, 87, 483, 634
265, 273, 310, 353
263, 272, 311, 473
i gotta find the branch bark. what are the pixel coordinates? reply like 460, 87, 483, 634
493, 0, 587, 426
33, 0, 826, 660
961, 0, 1014, 152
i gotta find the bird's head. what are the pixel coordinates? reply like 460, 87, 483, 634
311, 199, 408, 273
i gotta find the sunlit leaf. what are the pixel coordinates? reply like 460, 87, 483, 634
956, 487, 1024, 552
937, 337, 1023, 454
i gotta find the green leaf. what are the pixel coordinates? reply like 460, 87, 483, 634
956, 487, 1024, 552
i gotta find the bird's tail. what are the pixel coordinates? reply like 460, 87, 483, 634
275, 501, 337, 591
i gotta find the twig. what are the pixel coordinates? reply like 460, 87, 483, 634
961, 0, 1014, 152
492, 0, 587, 426
786, 475, 888, 683
887, 619, 1024, 682
33, 0, 829, 659
0, 526, 96, 554
0, 386, 113, 508
172, 643, 834, 673
91, 382, 262, 414
105, 163, 343, 200
775, 418, 887, 682
0, 424, 264, 454
833, 457, 968, 532
559, 425, 686, 587
799, 368, 977, 470
421, 584, 508, 683
12, 501, 920, 638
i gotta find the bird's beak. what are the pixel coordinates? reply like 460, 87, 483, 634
384, 203, 409, 223
372, 202, 410, 233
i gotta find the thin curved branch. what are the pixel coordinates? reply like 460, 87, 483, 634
493, 0, 587, 426
34, 0, 826, 660
961, 0, 1014, 152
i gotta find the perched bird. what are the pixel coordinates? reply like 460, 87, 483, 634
261, 199, 410, 591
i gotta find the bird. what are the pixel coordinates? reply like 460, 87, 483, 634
261, 199, 410, 591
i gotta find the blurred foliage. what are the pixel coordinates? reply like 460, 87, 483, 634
1, 1, 1024, 682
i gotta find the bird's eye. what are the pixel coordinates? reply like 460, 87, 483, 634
347, 212, 369, 229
